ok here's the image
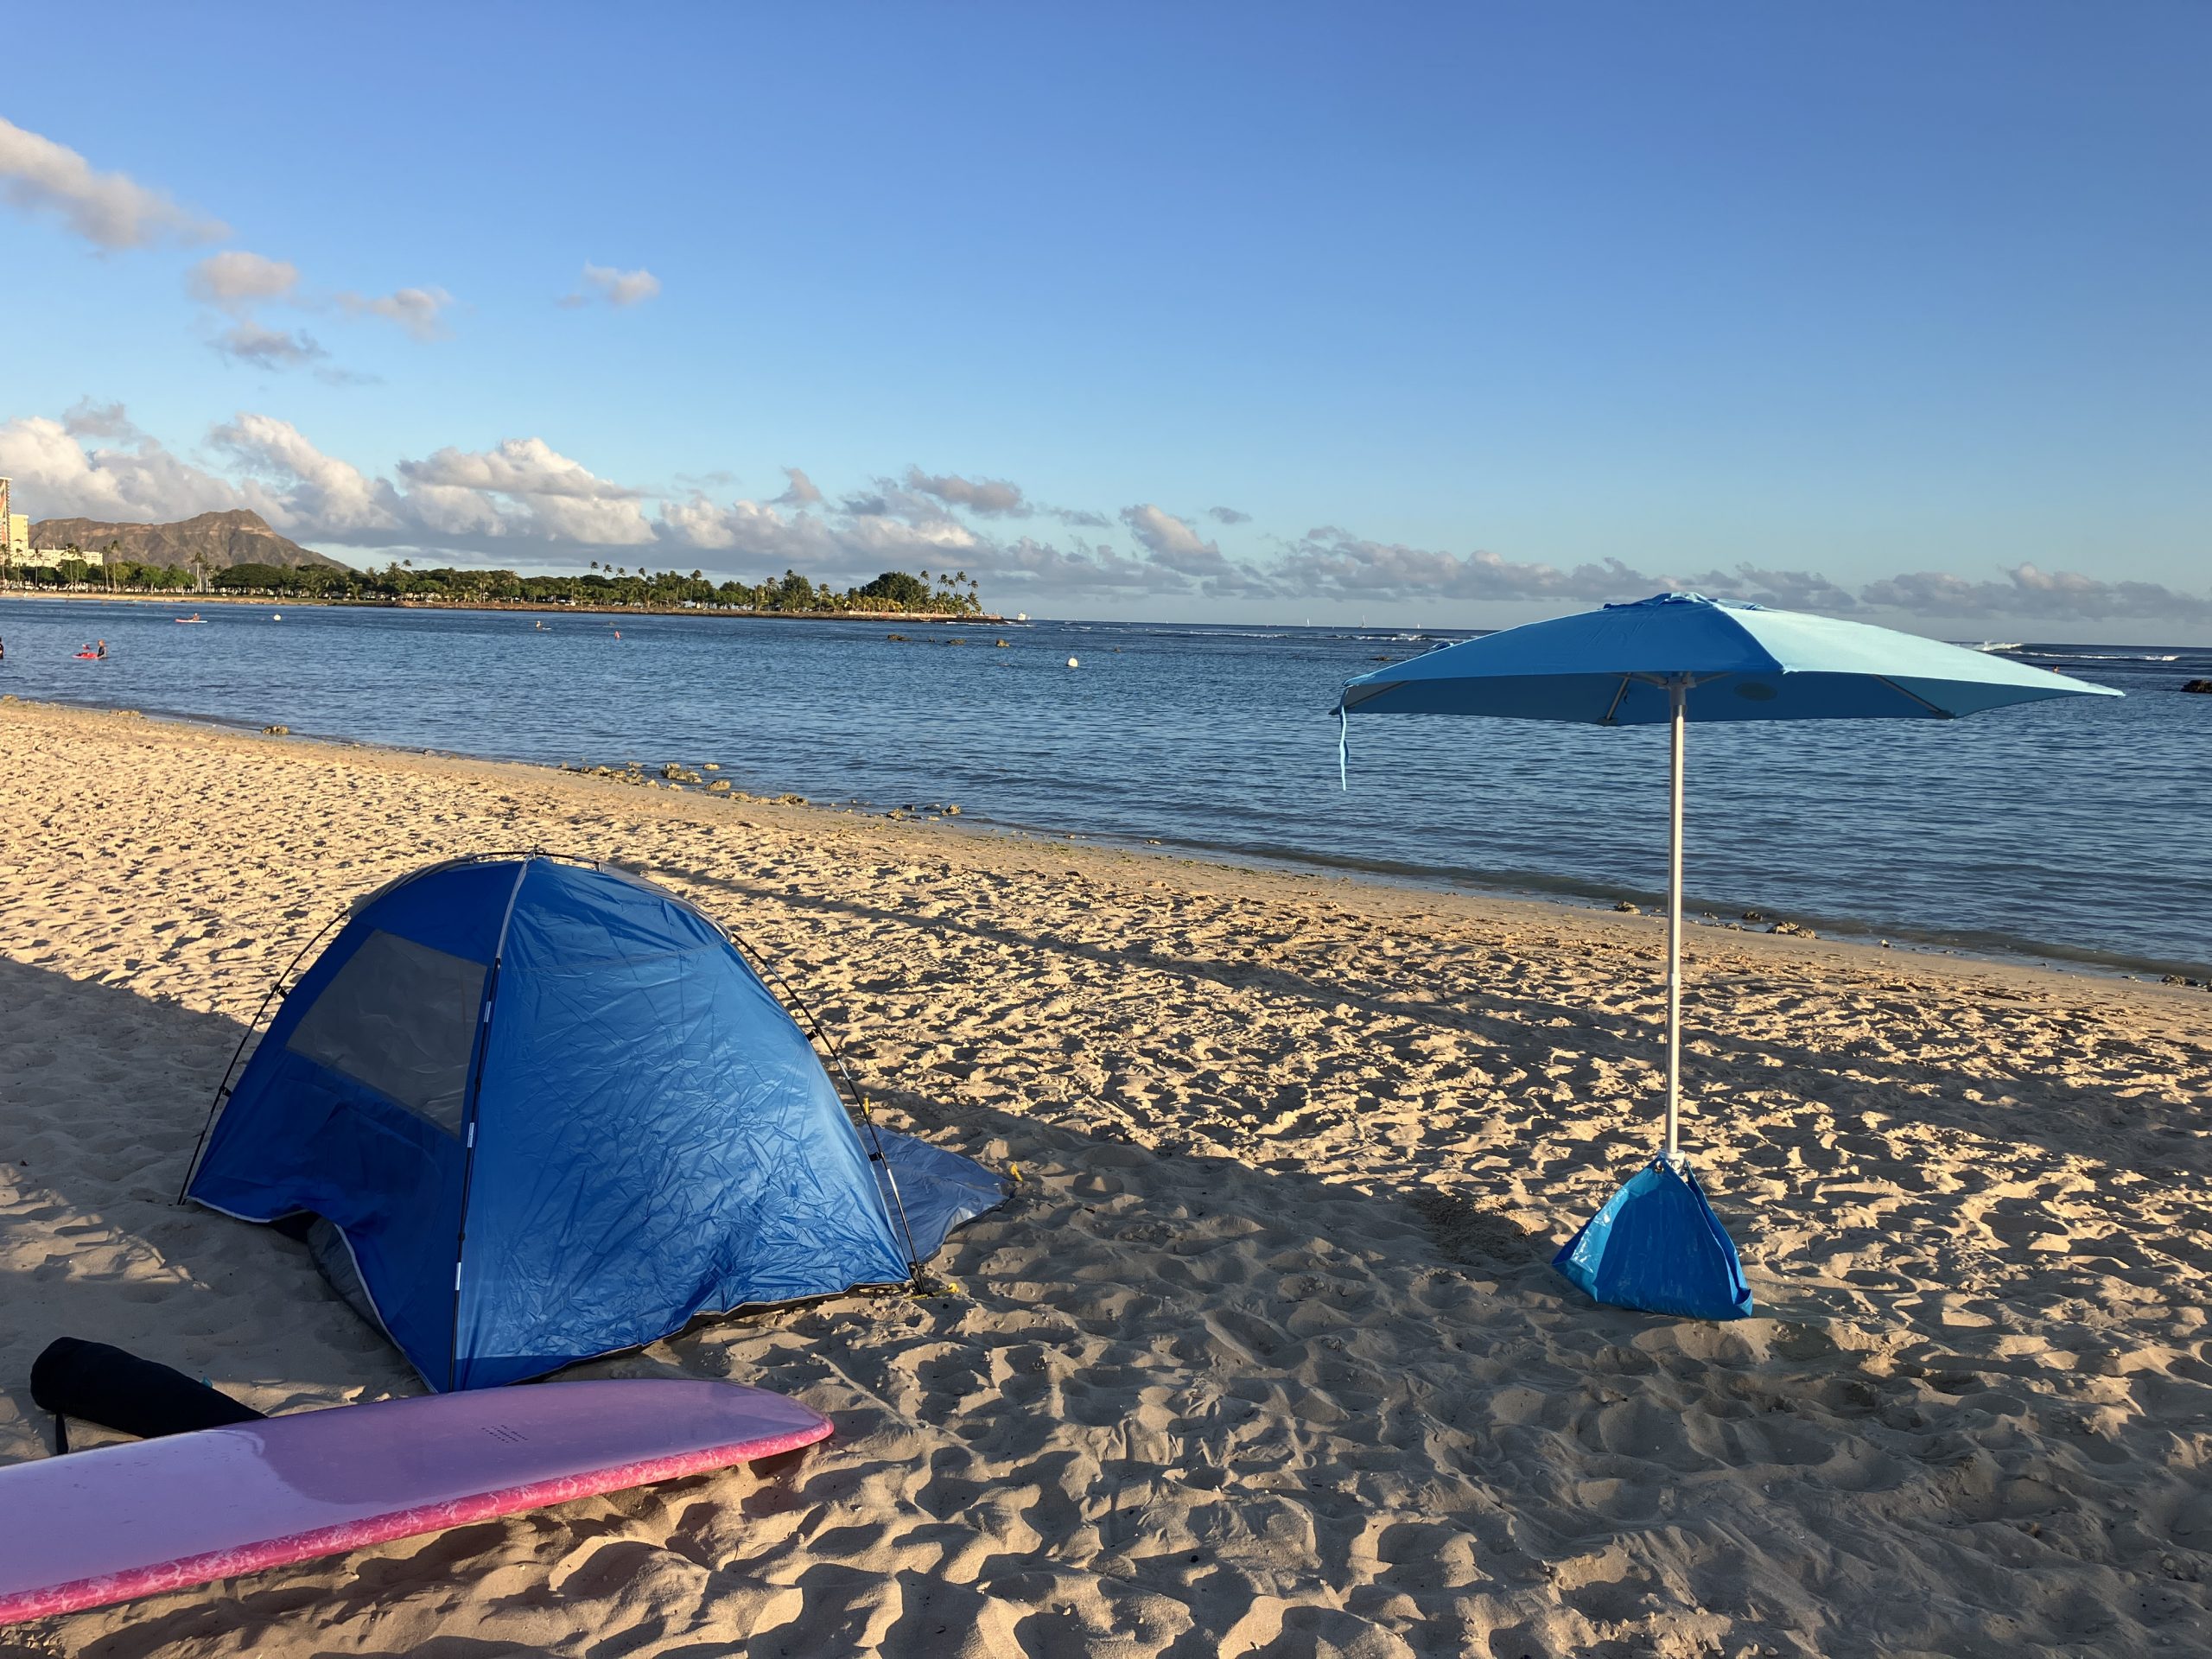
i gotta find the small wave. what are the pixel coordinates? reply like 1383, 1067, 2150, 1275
2046, 652, 2182, 663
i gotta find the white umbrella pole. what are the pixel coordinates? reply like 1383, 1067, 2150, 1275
1664, 679, 1686, 1162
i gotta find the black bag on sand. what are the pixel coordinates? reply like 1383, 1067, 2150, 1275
29, 1338, 266, 1450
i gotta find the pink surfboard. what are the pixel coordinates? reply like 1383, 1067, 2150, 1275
0, 1378, 831, 1625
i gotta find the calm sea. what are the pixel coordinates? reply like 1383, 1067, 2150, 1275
3, 597, 2207, 976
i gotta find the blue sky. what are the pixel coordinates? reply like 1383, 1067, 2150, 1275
1, 3, 2205, 633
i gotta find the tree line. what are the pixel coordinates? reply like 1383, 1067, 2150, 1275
2, 552, 988, 614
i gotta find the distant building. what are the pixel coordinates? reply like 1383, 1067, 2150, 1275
17, 546, 104, 569
1, 473, 25, 562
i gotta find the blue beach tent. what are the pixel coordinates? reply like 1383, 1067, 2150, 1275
184, 855, 1003, 1390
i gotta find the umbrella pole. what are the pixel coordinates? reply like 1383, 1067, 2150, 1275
1664, 678, 1686, 1162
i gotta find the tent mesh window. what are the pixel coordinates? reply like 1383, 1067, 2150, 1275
285, 931, 487, 1135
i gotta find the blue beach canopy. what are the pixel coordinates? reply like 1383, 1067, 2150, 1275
1338, 590, 2120, 728
186, 855, 1003, 1390
1339, 594, 2119, 1320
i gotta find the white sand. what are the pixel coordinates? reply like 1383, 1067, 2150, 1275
2, 700, 2208, 1657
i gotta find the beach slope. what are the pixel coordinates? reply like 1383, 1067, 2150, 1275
2, 701, 2206, 1656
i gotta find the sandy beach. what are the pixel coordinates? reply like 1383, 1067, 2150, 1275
2, 697, 2207, 1657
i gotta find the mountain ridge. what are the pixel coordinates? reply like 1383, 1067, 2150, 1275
29, 509, 353, 573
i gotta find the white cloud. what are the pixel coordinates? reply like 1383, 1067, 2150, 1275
562, 264, 661, 308
398, 437, 645, 501
1206, 505, 1252, 524
1859, 563, 2212, 624
190, 254, 446, 372
335, 285, 454, 342
0, 115, 225, 249
966, 535, 1173, 593
1681, 564, 1862, 612
211, 413, 398, 533
906, 467, 1029, 518
396, 437, 655, 544
213, 320, 327, 369
658, 493, 981, 564
0, 410, 244, 522
1273, 529, 1654, 604
773, 467, 823, 507
1120, 504, 1219, 564
188, 251, 299, 313
61, 399, 138, 440
1112, 504, 1279, 597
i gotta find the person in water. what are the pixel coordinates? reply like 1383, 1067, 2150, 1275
95, 639, 108, 658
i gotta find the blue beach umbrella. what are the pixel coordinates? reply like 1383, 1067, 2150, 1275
1337, 593, 2120, 1319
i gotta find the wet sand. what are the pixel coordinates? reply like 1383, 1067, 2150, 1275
2, 699, 2207, 1657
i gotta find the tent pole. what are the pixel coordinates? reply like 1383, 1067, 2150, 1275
1664, 678, 1686, 1162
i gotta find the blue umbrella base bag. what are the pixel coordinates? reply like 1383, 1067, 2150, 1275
1554, 1155, 1753, 1320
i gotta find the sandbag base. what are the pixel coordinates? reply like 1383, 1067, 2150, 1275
1553, 1154, 1753, 1320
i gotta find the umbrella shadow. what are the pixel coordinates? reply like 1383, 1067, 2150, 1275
664, 859, 2209, 1184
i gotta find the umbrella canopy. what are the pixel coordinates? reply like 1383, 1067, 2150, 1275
1339, 591, 2117, 725
1338, 592, 2120, 1319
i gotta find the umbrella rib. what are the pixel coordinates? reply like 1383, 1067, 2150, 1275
1874, 676, 1955, 719
1600, 676, 1631, 725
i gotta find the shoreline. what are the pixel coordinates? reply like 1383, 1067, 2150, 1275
4, 696, 2209, 1653
0, 588, 1007, 624
6, 692, 2203, 1053
5, 683, 2204, 988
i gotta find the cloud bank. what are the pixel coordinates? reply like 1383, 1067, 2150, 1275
0, 406, 2202, 625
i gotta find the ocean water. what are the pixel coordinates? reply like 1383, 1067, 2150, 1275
3, 596, 2207, 975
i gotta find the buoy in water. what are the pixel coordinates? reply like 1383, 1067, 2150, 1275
1067, 657, 1079, 669
271, 613, 282, 620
